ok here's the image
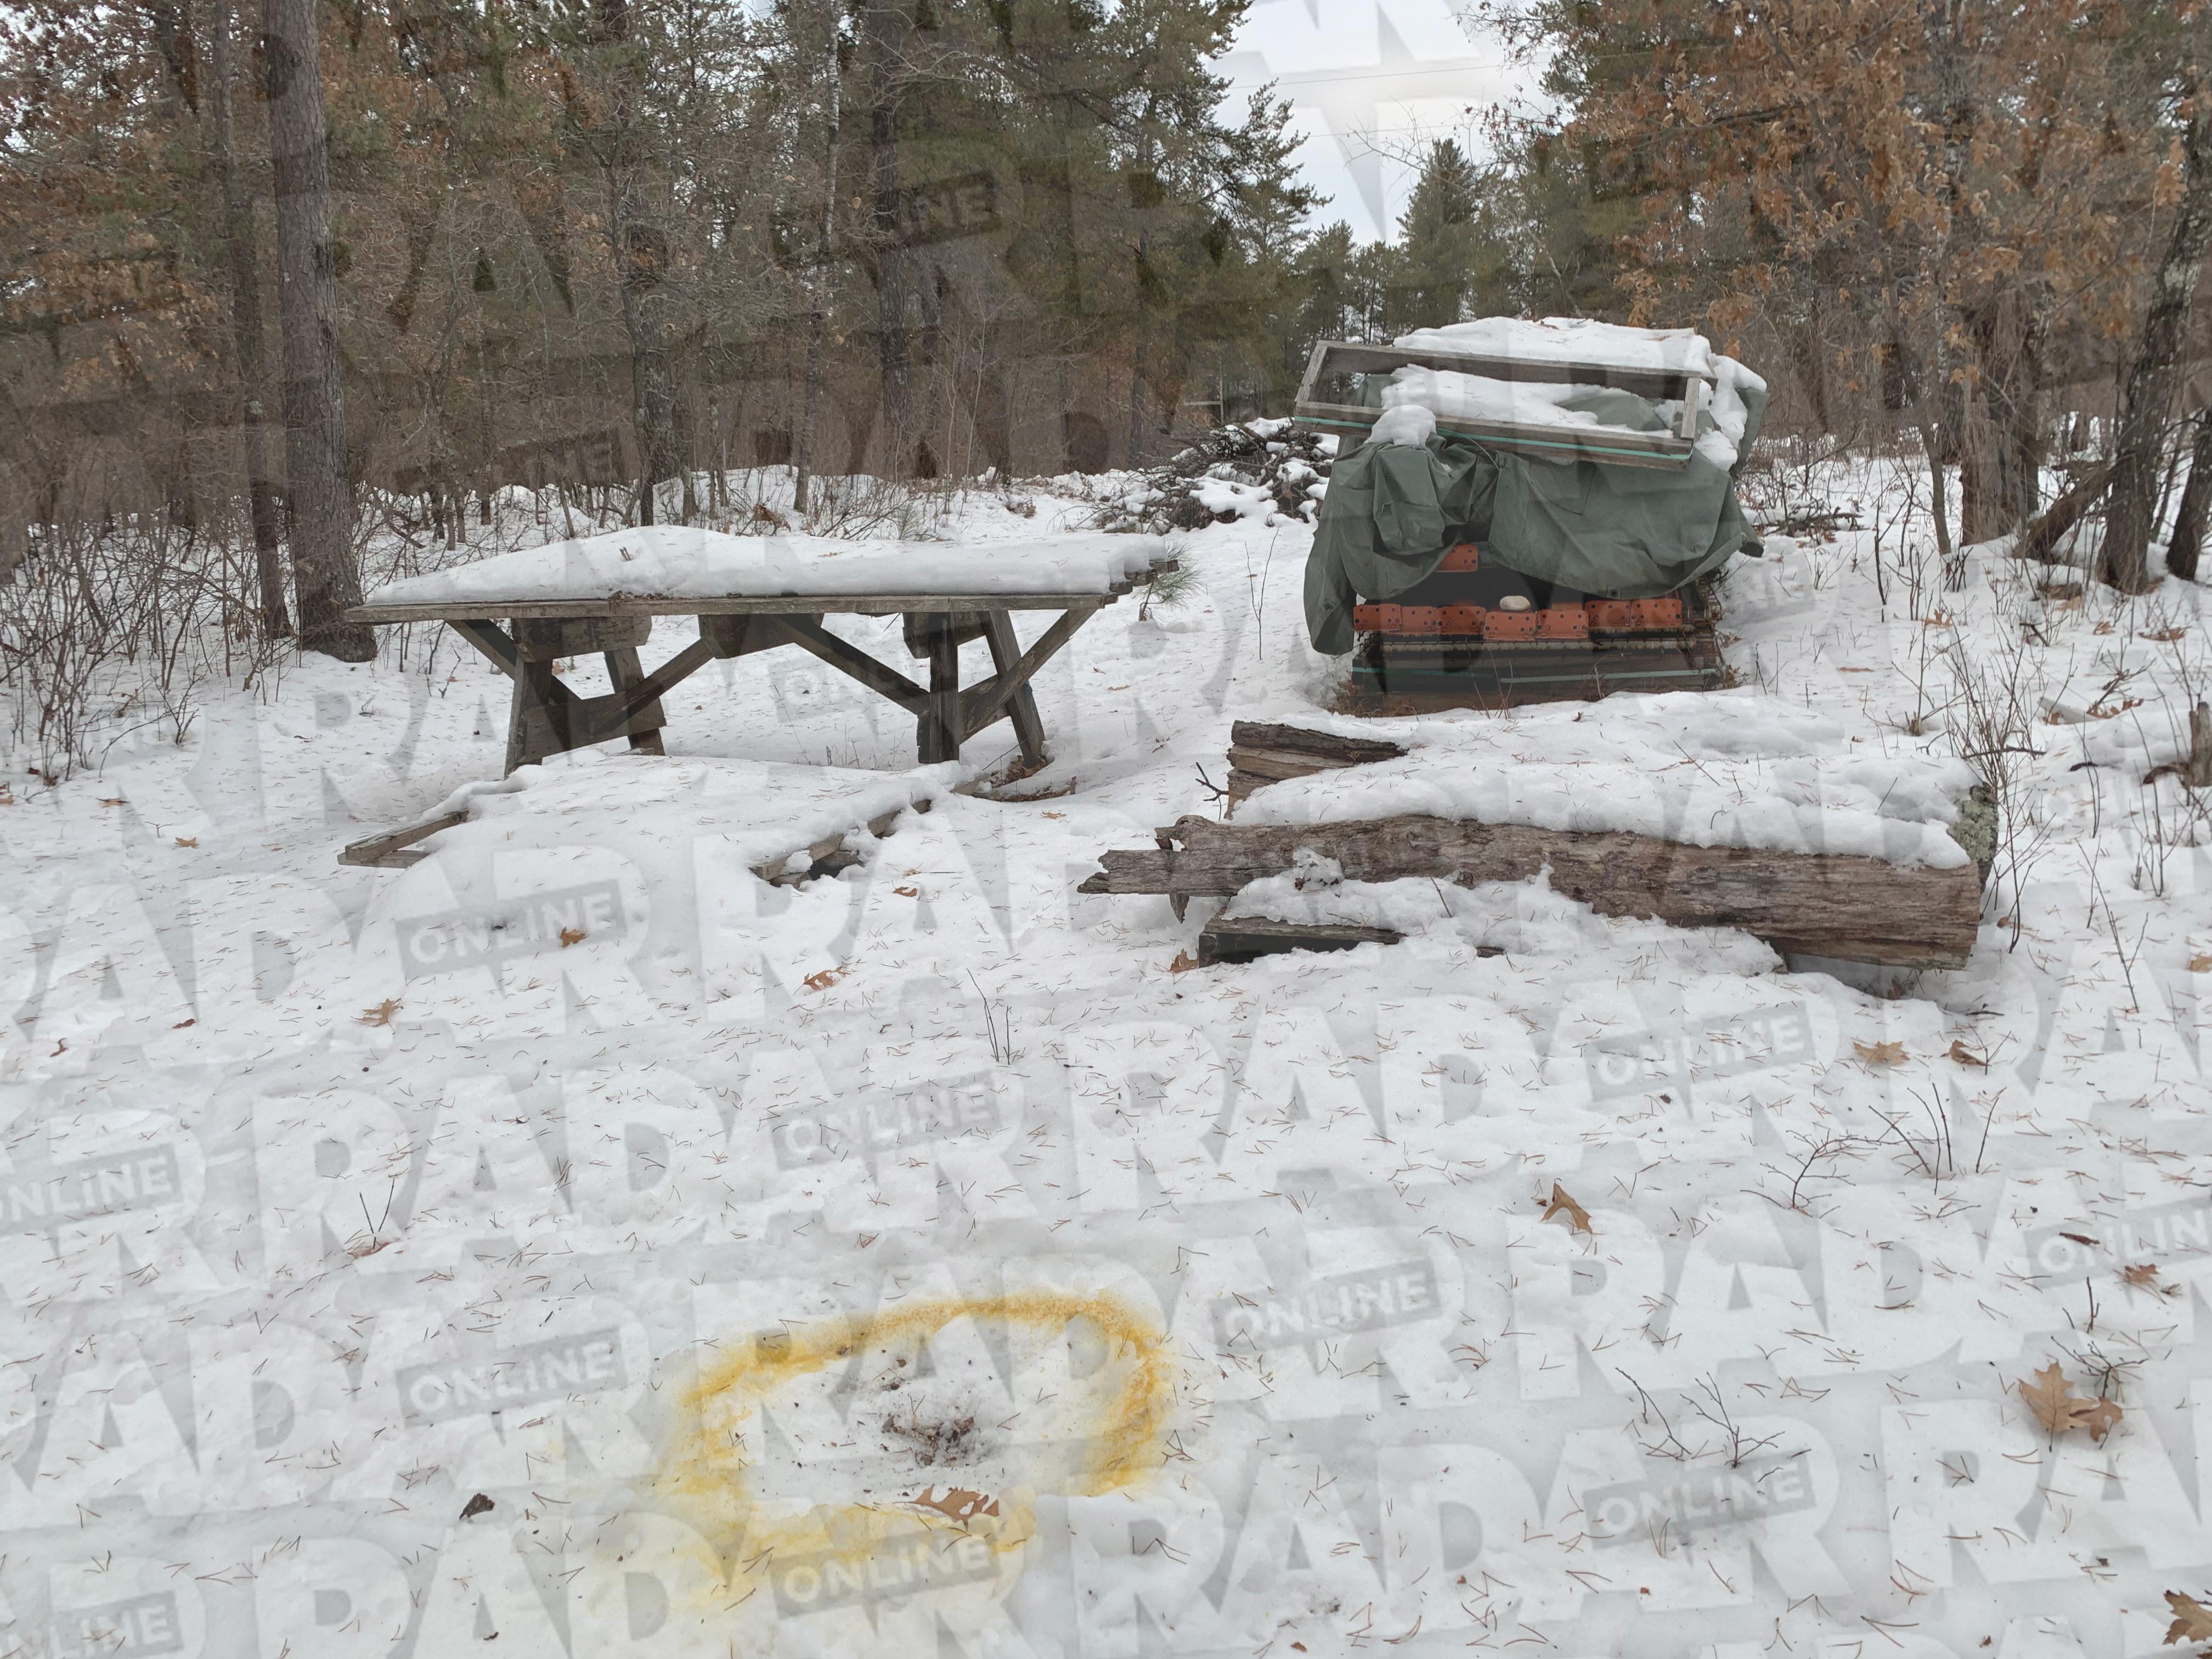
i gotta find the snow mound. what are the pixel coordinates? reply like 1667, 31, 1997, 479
1367, 403, 1437, 447
367, 525, 1171, 607
410, 752, 938, 873
1235, 690, 1978, 868
1397, 317, 1720, 375
1386, 317, 1769, 467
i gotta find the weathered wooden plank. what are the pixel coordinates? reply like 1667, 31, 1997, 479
904, 610, 988, 659
514, 697, 677, 760
1081, 815, 1983, 969
960, 606, 1092, 739
602, 644, 669, 756
1228, 722, 1408, 766
922, 618, 963, 764
515, 614, 651, 659
760, 616, 932, 715
1223, 723, 1408, 808
349, 592, 1127, 624
698, 613, 785, 658
605, 637, 715, 725
1197, 917, 1404, 965
507, 659, 565, 770
983, 610, 1049, 767
449, 618, 522, 679
339, 810, 469, 869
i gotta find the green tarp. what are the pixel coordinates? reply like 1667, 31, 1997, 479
1303, 379, 1768, 656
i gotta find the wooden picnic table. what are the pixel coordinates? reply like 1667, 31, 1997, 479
343, 580, 1162, 776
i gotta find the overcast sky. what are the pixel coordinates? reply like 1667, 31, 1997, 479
1217, 0, 1537, 244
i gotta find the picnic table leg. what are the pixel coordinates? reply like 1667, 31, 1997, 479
918, 617, 962, 764
602, 646, 667, 755
981, 611, 1048, 768
503, 671, 532, 775
507, 659, 567, 773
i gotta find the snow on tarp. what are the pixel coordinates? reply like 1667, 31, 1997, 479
365, 524, 1172, 607
1384, 316, 1769, 468
1234, 690, 1978, 870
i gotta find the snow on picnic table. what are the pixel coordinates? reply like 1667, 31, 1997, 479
1235, 689, 1980, 868
363, 524, 1172, 607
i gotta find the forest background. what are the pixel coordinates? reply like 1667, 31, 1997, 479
4, 0, 2211, 667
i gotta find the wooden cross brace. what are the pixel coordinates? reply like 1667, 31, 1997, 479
445, 602, 1102, 774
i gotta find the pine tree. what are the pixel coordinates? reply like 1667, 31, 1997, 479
1384, 139, 1485, 335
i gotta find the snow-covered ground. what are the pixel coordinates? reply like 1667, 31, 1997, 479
4, 460, 2212, 1659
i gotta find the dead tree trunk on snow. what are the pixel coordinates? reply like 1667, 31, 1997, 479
262, 0, 373, 659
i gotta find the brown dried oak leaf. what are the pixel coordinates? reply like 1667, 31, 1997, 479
1542, 1182, 1594, 1235
2079, 1396, 2124, 1443
1854, 1039, 1909, 1066
1947, 1040, 1988, 1068
558, 926, 586, 947
358, 998, 402, 1028
911, 1486, 1000, 1525
2017, 1363, 2122, 1441
2164, 1589, 2212, 1645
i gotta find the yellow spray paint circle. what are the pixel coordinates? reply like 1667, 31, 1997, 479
655, 1288, 1179, 1607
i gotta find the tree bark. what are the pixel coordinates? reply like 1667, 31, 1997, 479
1080, 814, 1984, 970
862, 3, 912, 478
611, 190, 679, 526
2103, 75, 2212, 592
210, 0, 290, 637
2166, 411, 2212, 581
792, 0, 841, 516
2001, 314, 2047, 529
262, 0, 373, 658
2014, 458, 2116, 564
595, 0, 679, 528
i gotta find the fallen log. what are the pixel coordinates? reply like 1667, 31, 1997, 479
1081, 814, 1982, 969
1198, 917, 1404, 964
1226, 720, 1407, 809
1195, 916, 1510, 966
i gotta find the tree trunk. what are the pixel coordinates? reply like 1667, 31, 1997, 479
864, 2, 912, 479
1959, 295, 2044, 543
594, 0, 678, 529
2000, 317, 2046, 529
1959, 386, 2002, 545
2166, 411, 2212, 582
611, 193, 679, 527
792, 0, 841, 516
210, 0, 290, 637
262, 0, 373, 658
2015, 457, 2116, 563
1890, 323, 1962, 586
2102, 79, 2212, 592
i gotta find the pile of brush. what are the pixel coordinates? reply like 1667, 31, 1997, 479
1091, 417, 1336, 533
